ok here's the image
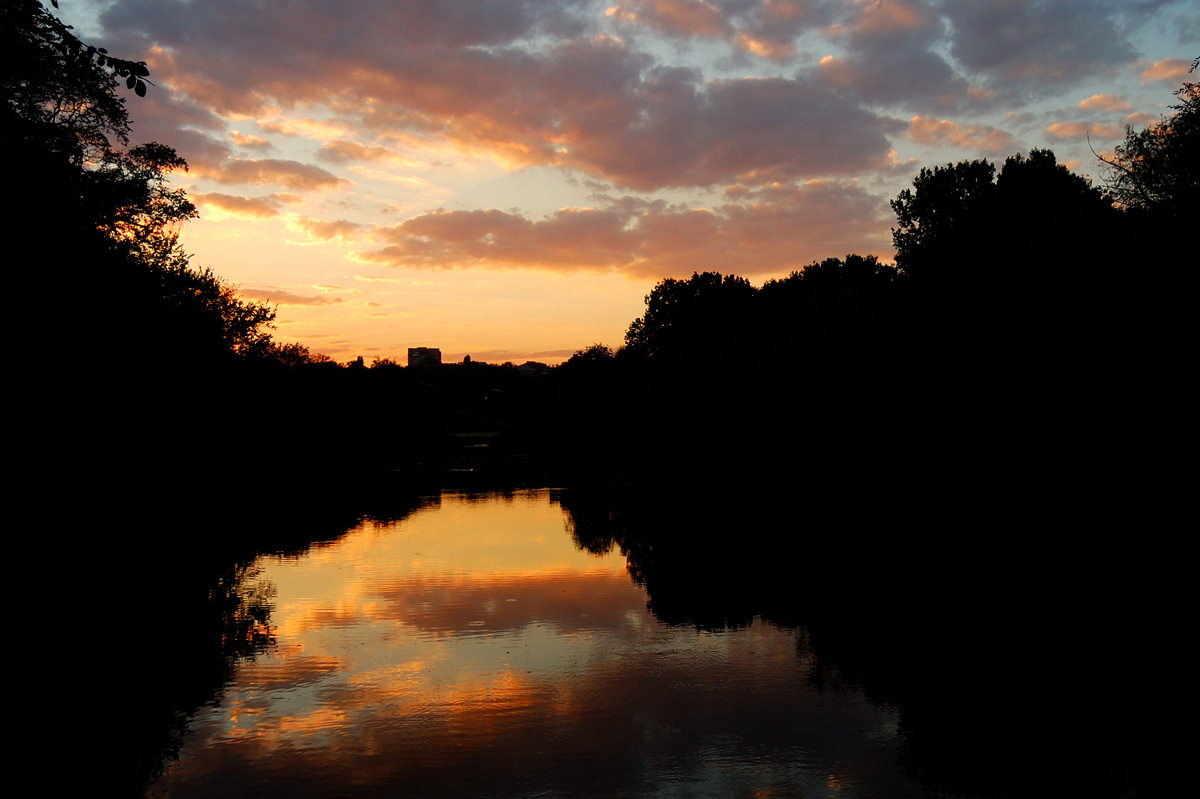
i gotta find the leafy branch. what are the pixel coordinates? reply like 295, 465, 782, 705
49, 0, 153, 96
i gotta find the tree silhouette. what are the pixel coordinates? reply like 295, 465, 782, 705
759, 254, 900, 344
624, 272, 756, 364
890, 159, 996, 284
559, 343, 617, 375
1097, 68, 1199, 217
3, 1, 156, 177
888, 149, 1115, 342
6, 0, 278, 365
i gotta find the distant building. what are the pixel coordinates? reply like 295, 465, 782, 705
516, 360, 552, 377
408, 347, 442, 368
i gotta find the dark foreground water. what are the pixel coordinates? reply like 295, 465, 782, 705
145, 490, 937, 798
136, 487, 1172, 799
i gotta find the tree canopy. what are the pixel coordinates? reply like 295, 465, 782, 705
890, 158, 997, 282
7, 0, 280, 367
625, 272, 756, 363
1098, 67, 1199, 217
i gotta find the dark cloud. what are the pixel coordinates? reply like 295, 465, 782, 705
139, 127, 232, 172
563, 68, 903, 189
96, 1, 897, 192
941, 0, 1139, 96
816, 1, 974, 111
608, 0, 735, 40
609, 0, 833, 59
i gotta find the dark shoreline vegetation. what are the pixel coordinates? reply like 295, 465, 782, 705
10, 4, 1193, 797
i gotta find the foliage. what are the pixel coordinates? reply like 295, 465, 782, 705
558, 344, 618, 381
625, 272, 756, 361
2, 1, 149, 164
764, 254, 898, 295
7, 0, 277, 365
1098, 69, 1199, 217
371, 356, 401, 369
567, 343, 615, 364
889, 159, 996, 281
91, 142, 197, 247
890, 149, 1114, 293
759, 254, 900, 341
268, 342, 321, 368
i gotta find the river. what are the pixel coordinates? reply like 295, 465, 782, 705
134, 487, 1165, 798
144, 489, 938, 798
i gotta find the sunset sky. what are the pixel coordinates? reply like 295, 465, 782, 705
64, 0, 1194, 364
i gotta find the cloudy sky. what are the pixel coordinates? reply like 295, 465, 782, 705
65, 0, 1195, 364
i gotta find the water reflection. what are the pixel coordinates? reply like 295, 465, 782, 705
148, 490, 932, 798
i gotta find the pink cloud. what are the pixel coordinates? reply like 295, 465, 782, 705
99, 3, 896, 192
1141, 58, 1192, 82
290, 217, 368, 242
366, 207, 639, 270
608, 1, 733, 39
362, 181, 892, 277
1078, 94, 1131, 112
907, 116, 1019, 154
193, 159, 345, 190
194, 192, 296, 217
1044, 121, 1126, 140
319, 141, 400, 164
238, 289, 344, 306
230, 131, 273, 151
609, 0, 826, 60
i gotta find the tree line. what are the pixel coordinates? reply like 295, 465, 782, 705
552, 69, 1195, 508
12, 0, 1194, 508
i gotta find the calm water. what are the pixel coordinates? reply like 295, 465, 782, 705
145, 489, 943, 798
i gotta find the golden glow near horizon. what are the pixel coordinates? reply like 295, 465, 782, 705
218, 491, 648, 746
65, 1, 1190, 364
152, 490, 910, 797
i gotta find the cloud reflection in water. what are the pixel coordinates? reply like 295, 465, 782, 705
150, 490, 926, 798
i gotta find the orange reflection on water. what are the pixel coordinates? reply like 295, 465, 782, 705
152, 490, 917, 799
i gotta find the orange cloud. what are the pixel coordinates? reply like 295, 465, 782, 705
1141, 58, 1192, 82
365, 207, 638, 271
1078, 94, 1131, 112
907, 116, 1018, 154
1045, 121, 1125, 140
611, 1, 730, 38
230, 130, 273, 150
194, 192, 299, 218
854, 0, 932, 36
735, 33, 794, 60
193, 159, 346, 190
238, 288, 345, 306
288, 217, 367, 243
361, 181, 892, 277
610, 0, 822, 61
103, 4, 902, 193
320, 140, 400, 163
